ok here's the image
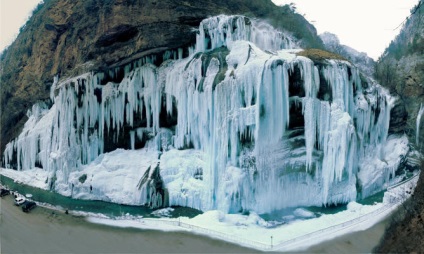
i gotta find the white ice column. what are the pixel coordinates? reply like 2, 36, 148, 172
417, 103, 424, 146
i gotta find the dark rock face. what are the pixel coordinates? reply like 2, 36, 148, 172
137, 163, 167, 208
95, 25, 139, 48
389, 100, 408, 135
0, 0, 324, 156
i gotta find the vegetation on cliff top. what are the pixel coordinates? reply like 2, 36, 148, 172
296, 48, 348, 62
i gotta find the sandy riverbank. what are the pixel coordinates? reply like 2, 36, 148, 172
0, 194, 258, 254
305, 217, 389, 253
0, 193, 389, 254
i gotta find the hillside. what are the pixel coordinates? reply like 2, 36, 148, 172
319, 32, 376, 77
0, 0, 324, 156
374, 0, 424, 252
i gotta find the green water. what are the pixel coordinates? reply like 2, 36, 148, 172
0, 174, 201, 218
0, 172, 397, 222
260, 190, 386, 223
357, 191, 385, 205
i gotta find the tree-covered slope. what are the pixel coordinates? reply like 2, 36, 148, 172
375, 0, 424, 147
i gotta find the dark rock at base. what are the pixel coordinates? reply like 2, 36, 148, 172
137, 163, 167, 208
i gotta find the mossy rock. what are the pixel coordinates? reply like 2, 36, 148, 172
297, 49, 348, 63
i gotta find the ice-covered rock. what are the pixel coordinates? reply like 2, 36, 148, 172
2, 15, 407, 214
293, 208, 316, 218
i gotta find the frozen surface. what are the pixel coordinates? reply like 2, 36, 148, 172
151, 207, 175, 218
358, 134, 409, 198
293, 208, 316, 218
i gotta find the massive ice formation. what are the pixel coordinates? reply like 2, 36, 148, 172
2, 15, 407, 214
196, 15, 297, 53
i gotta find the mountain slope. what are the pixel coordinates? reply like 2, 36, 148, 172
320, 32, 376, 77
375, 0, 424, 148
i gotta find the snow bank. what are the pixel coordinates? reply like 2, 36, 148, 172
65, 149, 159, 205
293, 208, 316, 218
358, 134, 409, 198
84, 175, 418, 252
0, 167, 51, 190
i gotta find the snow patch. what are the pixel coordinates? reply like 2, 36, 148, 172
293, 208, 315, 218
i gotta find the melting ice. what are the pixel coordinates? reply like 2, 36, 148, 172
2, 15, 408, 214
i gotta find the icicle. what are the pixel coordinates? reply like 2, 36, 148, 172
417, 103, 424, 145
321, 104, 356, 203
297, 57, 320, 170
130, 131, 135, 150
50, 76, 59, 102
255, 57, 290, 156
302, 98, 317, 171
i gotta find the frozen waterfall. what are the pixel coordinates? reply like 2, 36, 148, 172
196, 15, 297, 53
2, 15, 405, 214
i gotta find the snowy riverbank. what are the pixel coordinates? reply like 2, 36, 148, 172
77, 174, 420, 251
1, 168, 418, 252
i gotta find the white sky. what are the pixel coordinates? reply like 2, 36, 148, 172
271, 0, 419, 59
0, 0, 43, 51
0, 0, 419, 60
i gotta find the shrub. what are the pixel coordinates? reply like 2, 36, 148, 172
78, 174, 87, 183
296, 48, 347, 62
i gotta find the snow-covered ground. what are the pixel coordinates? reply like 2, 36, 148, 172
83, 174, 417, 252
1, 167, 51, 190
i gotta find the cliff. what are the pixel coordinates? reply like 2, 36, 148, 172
375, 0, 424, 252
375, 0, 424, 148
